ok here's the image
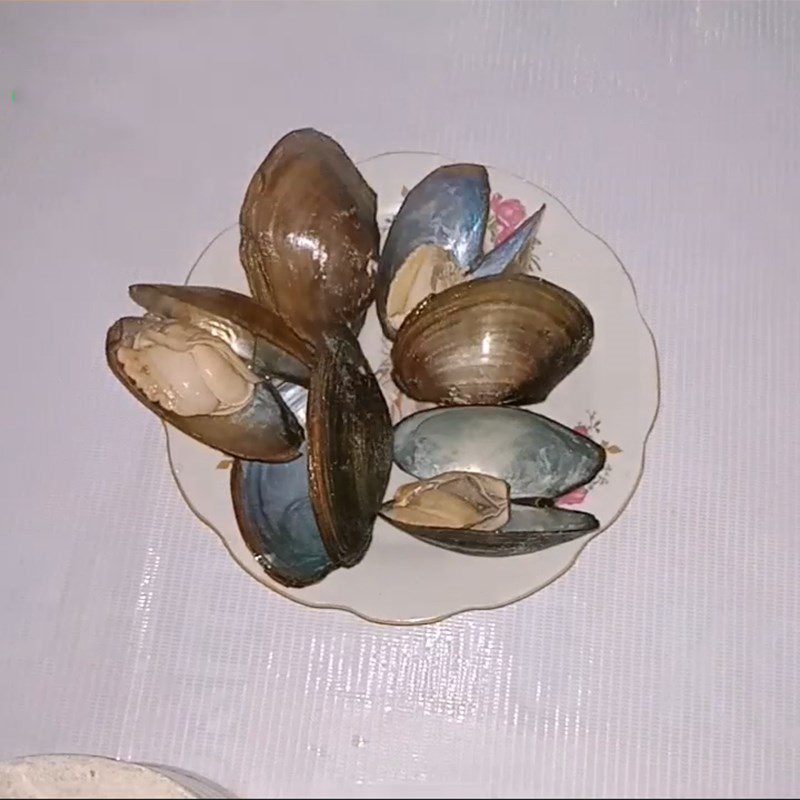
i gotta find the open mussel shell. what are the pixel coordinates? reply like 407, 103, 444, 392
393, 406, 605, 500
307, 328, 393, 567
380, 502, 599, 557
376, 163, 489, 339
230, 385, 331, 588
231, 454, 334, 588
106, 317, 304, 462
229, 331, 393, 586
391, 274, 594, 406
239, 128, 379, 341
129, 284, 315, 386
469, 204, 545, 279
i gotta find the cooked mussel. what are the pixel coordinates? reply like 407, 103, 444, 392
391, 274, 594, 406
381, 497, 599, 557
230, 327, 393, 586
239, 128, 380, 341
383, 471, 511, 532
375, 161, 548, 338
383, 244, 468, 337
393, 406, 605, 500
380, 460, 599, 557
106, 285, 311, 462
376, 164, 489, 338
129, 283, 315, 386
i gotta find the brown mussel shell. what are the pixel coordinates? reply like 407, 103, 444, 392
106, 317, 304, 462
391, 274, 594, 406
306, 328, 393, 568
239, 128, 380, 341
129, 284, 316, 386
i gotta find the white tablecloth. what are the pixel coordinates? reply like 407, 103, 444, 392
1, 2, 797, 797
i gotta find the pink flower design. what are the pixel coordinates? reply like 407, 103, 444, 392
556, 486, 588, 506
555, 422, 615, 506
489, 193, 527, 244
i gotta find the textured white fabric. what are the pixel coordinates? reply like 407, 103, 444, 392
1, 2, 798, 797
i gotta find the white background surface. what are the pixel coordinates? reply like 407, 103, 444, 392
0, 2, 797, 797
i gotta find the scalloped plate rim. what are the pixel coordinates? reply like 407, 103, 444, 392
164, 150, 660, 626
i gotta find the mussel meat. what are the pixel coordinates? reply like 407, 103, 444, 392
393, 406, 605, 500
239, 128, 380, 341
383, 244, 467, 335
129, 283, 315, 386
106, 285, 310, 462
383, 471, 510, 532
391, 274, 594, 406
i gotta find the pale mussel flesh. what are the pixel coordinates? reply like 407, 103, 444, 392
391, 274, 594, 406
239, 128, 380, 341
230, 328, 393, 586
105, 284, 310, 462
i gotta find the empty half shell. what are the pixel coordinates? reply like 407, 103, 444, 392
239, 128, 379, 340
231, 454, 333, 588
376, 164, 489, 339
307, 328, 394, 567
469, 204, 545, 279
381, 502, 599, 557
106, 316, 304, 462
391, 274, 594, 406
393, 406, 605, 500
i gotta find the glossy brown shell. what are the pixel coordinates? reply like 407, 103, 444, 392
129, 283, 316, 386
105, 318, 304, 462
306, 329, 393, 568
239, 128, 379, 341
391, 274, 594, 406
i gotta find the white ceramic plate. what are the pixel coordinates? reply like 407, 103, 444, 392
166, 152, 659, 625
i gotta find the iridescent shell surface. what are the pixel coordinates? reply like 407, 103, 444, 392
381, 502, 599, 557
375, 163, 489, 338
231, 454, 333, 588
393, 406, 605, 500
